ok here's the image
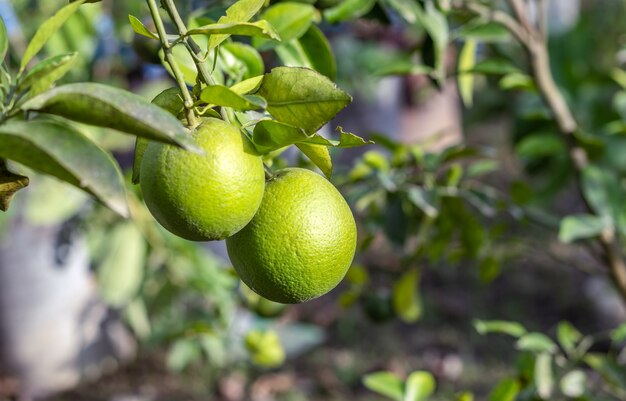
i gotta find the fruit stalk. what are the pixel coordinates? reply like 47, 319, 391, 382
146, 0, 198, 127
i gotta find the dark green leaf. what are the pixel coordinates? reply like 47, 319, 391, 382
296, 143, 332, 178
373, 61, 432, 77
253, 3, 320, 50
392, 269, 422, 323
558, 214, 610, 243
187, 20, 280, 42
324, 0, 376, 23
258, 67, 351, 134
200, 84, 266, 110
253, 120, 308, 153
22, 83, 199, 152
474, 320, 527, 337
362, 372, 404, 401
488, 378, 520, 401
276, 25, 337, 80
405, 371, 436, 401
0, 162, 29, 212
0, 120, 128, 216
128, 15, 157, 39
208, 0, 266, 49
20, 1, 84, 71
19, 53, 78, 96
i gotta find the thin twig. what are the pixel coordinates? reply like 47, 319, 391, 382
536, 0, 548, 40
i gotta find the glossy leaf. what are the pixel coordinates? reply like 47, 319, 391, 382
404, 371, 436, 401
296, 143, 332, 178
208, 0, 266, 49
474, 320, 527, 337
128, 15, 157, 39
20, 0, 84, 71
458, 39, 477, 107
19, 53, 78, 96
97, 222, 146, 307
558, 214, 610, 243
0, 120, 128, 216
362, 372, 404, 401
0, 163, 29, 212
230, 75, 264, 95
0, 17, 8, 62
275, 25, 336, 80
253, 120, 308, 153
392, 269, 422, 323
253, 3, 320, 50
258, 67, 351, 134
324, 0, 376, 23
187, 20, 280, 42
200, 84, 266, 110
222, 42, 265, 79
22, 83, 199, 152
303, 127, 373, 148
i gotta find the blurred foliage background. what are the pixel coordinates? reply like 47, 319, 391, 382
2, 0, 626, 400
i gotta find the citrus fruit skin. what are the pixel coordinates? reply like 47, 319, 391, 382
226, 168, 357, 303
140, 118, 265, 241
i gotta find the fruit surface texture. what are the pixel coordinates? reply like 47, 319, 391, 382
226, 167, 357, 303
140, 118, 265, 241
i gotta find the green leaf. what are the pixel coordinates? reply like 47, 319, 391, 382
132, 138, 148, 185
167, 339, 201, 372
230, 75, 264, 95
499, 72, 535, 91
557, 321, 582, 353
611, 322, 626, 343
584, 354, 626, 391
466, 58, 520, 75
97, 222, 146, 307
516, 333, 558, 354
275, 25, 337, 80
455, 20, 510, 42
324, 0, 376, 23
404, 371, 436, 401
558, 214, 610, 243
458, 39, 477, 107
373, 61, 433, 77
208, 0, 266, 49
200, 84, 266, 110
296, 143, 332, 178
473, 320, 527, 337
362, 372, 404, 401
258, 67, 351, 134
22, 83, 199, 152
582, 165, 625, 221
0, 163, 29, 212
0, 17, 8, 62
128, 15, 157, 39
392, 268, 422, 323
20, 0, 84, 71
187, 20, 280, 42
0, 120, 128, 216
488, 378, 520, 401
253, 120, 308, 153
19, 53, 78, 96
560, 370, 586, 398
303, 126, 373, 148
222, 42, 265, 79
534, 353, 554, 399
406, 186, 439, 218
253, 3, 320, 50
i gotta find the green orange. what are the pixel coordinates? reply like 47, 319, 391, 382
226, 168, 357, 303
140, 118, 265, 241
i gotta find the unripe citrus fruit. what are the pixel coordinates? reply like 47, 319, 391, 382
140, 118, 265, 241
226, 168, 357, 303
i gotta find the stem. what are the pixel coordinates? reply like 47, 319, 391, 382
146, 0, 198, 128
456, 1, 626, 303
